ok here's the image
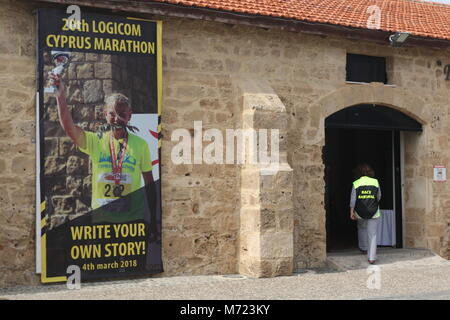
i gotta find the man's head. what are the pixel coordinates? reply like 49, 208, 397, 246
104, 93, 132, 128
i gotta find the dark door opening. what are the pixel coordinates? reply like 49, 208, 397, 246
325, 128, 397, 251
324, 105, 422, 252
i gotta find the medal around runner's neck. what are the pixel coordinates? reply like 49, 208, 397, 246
109, 134, 128, 191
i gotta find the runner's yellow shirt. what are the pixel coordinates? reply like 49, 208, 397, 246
79, 130, 152, 210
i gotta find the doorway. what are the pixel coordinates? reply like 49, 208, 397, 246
324, 104, 422, 252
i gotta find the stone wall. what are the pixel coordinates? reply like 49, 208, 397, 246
160, 43, 242, 275
0, 0, 449, 287
0, 0, 38, 286
112, 55, 157, 114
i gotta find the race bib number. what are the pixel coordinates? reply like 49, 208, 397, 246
96, 172, 132, 206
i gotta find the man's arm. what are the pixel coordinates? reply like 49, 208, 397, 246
350, 208, 357, 220
350, 186, 357, 220
143, 171, 157, 212
143, 171, 154, 186
51, 74, 86, 149
143, 170, 158, 242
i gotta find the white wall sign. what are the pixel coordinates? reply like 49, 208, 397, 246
433, 166, 446, 182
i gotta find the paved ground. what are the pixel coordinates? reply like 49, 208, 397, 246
1, 248, 449, 300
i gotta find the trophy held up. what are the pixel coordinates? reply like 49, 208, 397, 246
44, 51, 71, 95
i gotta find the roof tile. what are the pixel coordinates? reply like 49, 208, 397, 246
148, 0, 450, 41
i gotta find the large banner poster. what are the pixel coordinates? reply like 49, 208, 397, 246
36, 8, 163, 283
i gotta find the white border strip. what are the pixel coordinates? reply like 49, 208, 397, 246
391, 131, 397, 247
35, 91, 41, 274
400, 131, 406, 248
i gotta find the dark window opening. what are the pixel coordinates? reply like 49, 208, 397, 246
346, 53, 387, 84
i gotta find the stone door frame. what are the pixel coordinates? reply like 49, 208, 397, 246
310, 83, 435, 265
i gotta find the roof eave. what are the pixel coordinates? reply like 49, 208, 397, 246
25, 0, 450, 50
